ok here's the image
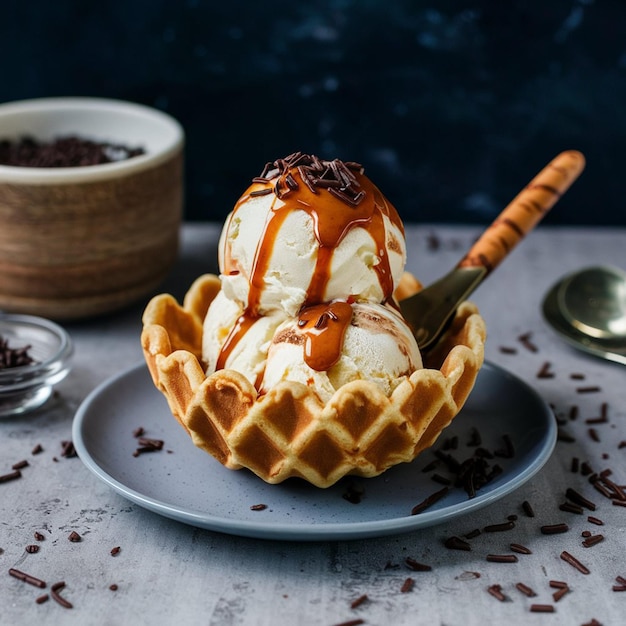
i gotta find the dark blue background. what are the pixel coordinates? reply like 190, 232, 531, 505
2, 0, 625, 225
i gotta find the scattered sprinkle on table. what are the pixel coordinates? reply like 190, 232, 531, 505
404, 557, 432, 571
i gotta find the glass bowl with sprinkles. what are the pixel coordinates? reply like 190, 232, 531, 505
0, 314, 73, 417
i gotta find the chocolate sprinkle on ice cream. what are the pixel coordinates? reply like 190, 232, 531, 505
256, 153, 366, 207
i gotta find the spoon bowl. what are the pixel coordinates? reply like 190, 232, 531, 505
557, 266, 626, 340
542, 266, 626, 366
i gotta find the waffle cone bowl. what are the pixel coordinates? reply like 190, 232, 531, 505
141, 272, 486, 488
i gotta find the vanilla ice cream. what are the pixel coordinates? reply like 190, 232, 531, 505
202, 289, 288, 388
261, 301, 422, 402
203, 152, 421, 400
218, 154, 406, 317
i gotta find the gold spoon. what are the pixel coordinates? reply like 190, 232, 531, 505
400, 150, 586, 351
542, 265, 626, 366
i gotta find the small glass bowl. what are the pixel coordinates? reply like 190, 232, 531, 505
0, 314, 73, 417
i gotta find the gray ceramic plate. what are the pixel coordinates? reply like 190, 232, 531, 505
72, 361, 556, 541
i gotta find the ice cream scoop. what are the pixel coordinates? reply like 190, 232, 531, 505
260, 301, 422, 403
218, 153, 406, 317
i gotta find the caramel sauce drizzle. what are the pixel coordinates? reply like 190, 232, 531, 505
297, 301, 353, 371
218, 154, 404, 378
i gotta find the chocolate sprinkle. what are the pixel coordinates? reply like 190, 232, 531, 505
68, 531, 81, 543
486, 554, 518, 563
400, 577, 414, 593
560, 550, 590, 574
60, 440, 77, 458
137, 437, 164, 450
444, 536, 472, 551
581, 461, 594, 476
350, 594, 368, 609
517, 332, 538, 353
530, 604, 555, 613
50, 581, 73, 609
410, 486, 449, 515
487, 584, 507, 601
249, 188, 273, 197
540, 523, 569, 535
510, 543, 532, 555
0, 135, 144, 168
484, 521, 515, 533
499, 346, 517, 354
0, 335, 35, 368
549, 580, 568, 589
536, 361, 555, 378
515, 582, 536, 597
0, 470, 22, 484
9, 568, 46, 588
404, 557, 432, 572
522, 500, 535, 517
577, 386, 601, 394
255, 153, 367, 207
341, 483, 365, 504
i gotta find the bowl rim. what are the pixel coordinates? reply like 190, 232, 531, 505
0, 97, 184, 184
0, 313, 73, 379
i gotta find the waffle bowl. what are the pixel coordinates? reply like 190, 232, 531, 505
141, 273, 486, 488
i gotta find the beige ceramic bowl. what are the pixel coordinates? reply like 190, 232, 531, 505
0, 97, 184, 320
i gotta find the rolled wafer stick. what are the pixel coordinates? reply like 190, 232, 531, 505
458, 150, 585, 273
